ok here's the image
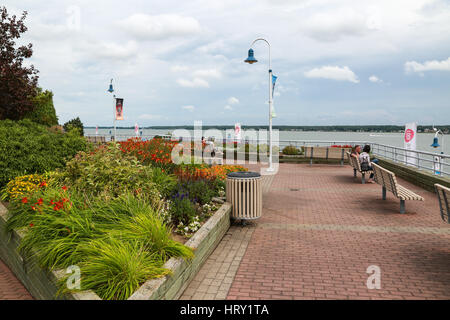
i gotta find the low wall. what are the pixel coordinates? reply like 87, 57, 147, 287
377, 157, 450, 193
0, 202, 231, 300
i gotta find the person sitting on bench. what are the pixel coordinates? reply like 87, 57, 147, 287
359, 145, 375, 183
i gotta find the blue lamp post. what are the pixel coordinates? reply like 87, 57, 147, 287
431, 127, 444, 154
107, 79, 116, 141
245, 38, 274, 172
431, 126, 445, 175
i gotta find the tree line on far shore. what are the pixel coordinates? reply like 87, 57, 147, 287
86, 125, 450, 134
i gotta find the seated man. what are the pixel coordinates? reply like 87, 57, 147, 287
359, 145, 376, 183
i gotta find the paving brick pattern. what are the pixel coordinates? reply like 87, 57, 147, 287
180, 223, 256, 300
0, 259, 33, 300
226, 163, 450, 300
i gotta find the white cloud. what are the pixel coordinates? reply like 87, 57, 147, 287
91, 41, 139, 60
118, 14, 201, 40
301, 8, 370, 42
224, 105, 233, 110
170, 65, 189, 72
192, 68, 222, 79
176, 78, 210, 88
369, 75, 383, 83
182, 105, 195, 112
228, 97, 239, 105
304, 66, 359, 83
405, 57, 450, 74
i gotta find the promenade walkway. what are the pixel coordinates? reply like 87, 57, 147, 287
180, 163, 450, 300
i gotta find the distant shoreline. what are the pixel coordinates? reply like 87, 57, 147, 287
84, 125, 450, 134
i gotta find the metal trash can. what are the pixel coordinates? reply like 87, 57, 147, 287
226, 171, 262, 221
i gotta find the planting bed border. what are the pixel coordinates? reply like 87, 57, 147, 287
0, 202, 231, 300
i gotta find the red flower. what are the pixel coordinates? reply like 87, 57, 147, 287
36, 198, 44, 205
62, 186, 68, 191
21, 197, 28, 204
29, 223, 34, 228
31, 206, 36, 211
39, 181, 47, 188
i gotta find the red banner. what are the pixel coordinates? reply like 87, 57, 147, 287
115, 98, 124, 120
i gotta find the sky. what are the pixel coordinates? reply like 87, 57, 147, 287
4, 0, 450, 127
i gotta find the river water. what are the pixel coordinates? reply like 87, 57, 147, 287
84, 128, 449, 156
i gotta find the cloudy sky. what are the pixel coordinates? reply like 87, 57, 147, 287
4, 0, 450, 126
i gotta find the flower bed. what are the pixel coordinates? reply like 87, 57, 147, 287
1, 138, 246, 299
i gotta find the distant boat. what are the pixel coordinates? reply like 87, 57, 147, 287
369, 134, 383, 137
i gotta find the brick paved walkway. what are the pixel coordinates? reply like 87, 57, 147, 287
181, 163, 450, 300
0, 260, 33, 300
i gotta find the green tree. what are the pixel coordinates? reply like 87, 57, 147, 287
63, 117, 84, 136
24, 88, 58, 126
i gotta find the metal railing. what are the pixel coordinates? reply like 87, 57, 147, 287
85, 135, 450, 177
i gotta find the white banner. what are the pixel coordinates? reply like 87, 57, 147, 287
234, 123, 241, 141
404, 122, 417, 167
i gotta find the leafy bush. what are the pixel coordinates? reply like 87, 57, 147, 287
71, 239, 170, 300
58, 143, 161, 206
0, 119, 88, 188
169, 193, 197, 226
63, 117, 84, 136
25, 88, 58, 127
282, 145, 300, 155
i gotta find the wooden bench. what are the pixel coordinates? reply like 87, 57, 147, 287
434, 184, 450, 223
85, 136, 106, 144
346, 151, 373, 184
372, 162, 424, 214
304, 146, 351, 166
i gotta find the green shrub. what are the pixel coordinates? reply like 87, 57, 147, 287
0, 119, 87, 188
169, 194, 197, 226
24, 88, 58, 127
67, 239, 170, 300
63, 117, 84, 136
150, 167, 177, 199
282, 145, 300, 155
59, 143, 161, 206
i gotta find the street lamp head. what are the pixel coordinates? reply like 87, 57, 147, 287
107, 79, 114, 93
431, 137, 440, 148
244, 48, 258, 64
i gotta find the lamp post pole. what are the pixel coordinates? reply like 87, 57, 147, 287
108, 79, 116, 141
246, 38, 274, 172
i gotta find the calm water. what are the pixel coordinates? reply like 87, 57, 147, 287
84, 128, 449, 156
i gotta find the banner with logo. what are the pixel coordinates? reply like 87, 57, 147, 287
234, 123, 241, 141
404, 122, 417, 167
115, 98, 124, 120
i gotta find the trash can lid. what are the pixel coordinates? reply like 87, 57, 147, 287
227, 171, 261, 179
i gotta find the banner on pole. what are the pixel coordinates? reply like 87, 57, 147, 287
115, 98, 124, 120
271, 74, 277, 118
404, 122, 417, 167
234, 123, 241, 141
